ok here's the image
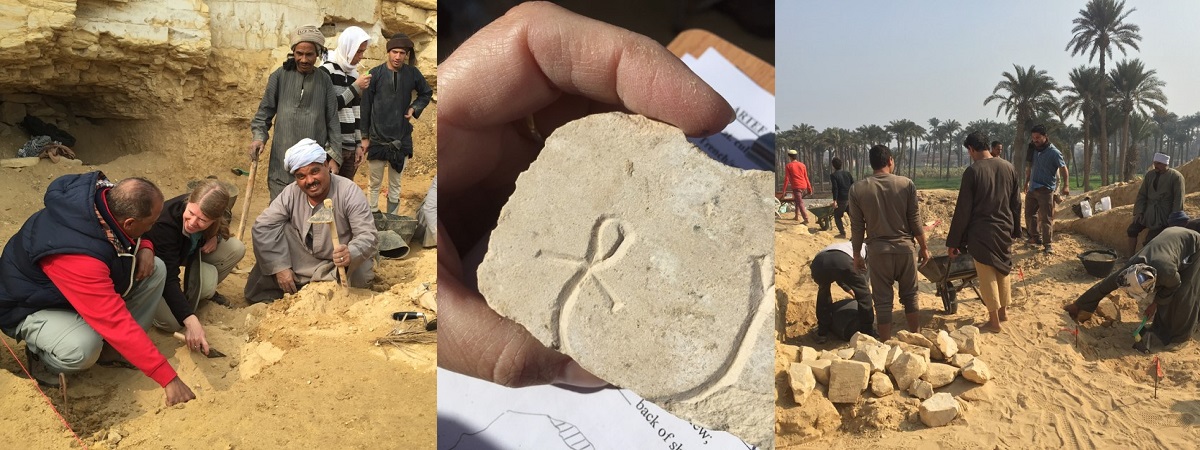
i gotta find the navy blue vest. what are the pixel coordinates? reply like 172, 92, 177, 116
0, 172, 138, 334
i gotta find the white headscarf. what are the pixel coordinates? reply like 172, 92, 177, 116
284, 138, 327, 173
330, 26, 370, 77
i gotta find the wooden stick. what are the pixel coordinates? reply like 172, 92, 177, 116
236, 161, 259, 241
324, 199, 349, 293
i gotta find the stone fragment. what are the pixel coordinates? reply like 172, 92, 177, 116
827, 360, 871, 403
835, 347, 856, 360
949, 353, 975, 368
803, 359, 832, 385
933, 330, 959, 360
850, 331, 880, 348
1, 157, 39, 168
922, 363, 959, 388
961, 359, 993, 384
886, 352, 928, 391
799, 346, 819, 363
852, 341, 890, 373
817, 350, 841, 361
919, 393, 961, 427
788, 363, 817, 404
907, 379, 934, 400
478, 113, 774, 449
895, 330, 933, 348
950, 326, 981, 356
869, 372, 894, 397
885, 339, 931, 364
776, 394, 842, 443
958, 383, 995, 402
884, 344, 903, 367
779, 344, 800, 362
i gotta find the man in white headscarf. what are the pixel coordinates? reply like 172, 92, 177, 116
320, 26, 372, 180
248, 25, 343, 200
244, 139, 378, 303
1128, 152, 1186, 254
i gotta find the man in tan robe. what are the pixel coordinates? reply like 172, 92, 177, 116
1128, 152, 1186, 254
245, 139, 378, 303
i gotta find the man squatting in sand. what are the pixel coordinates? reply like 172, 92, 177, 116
945, 132, 1021, 333
849, 144, 930, 340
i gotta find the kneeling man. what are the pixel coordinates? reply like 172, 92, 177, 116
245, 139, 378, 303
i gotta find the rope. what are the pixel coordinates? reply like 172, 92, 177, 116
1, 338, 88, 448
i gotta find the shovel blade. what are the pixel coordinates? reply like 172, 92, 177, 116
204, 348, 227, 358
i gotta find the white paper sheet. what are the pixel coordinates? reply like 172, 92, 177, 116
437, 369, 755, 450
682, 48, 775, 171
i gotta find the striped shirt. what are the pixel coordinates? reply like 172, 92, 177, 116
319, 61, 362, 149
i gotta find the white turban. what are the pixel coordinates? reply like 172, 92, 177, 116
284, 138, 327, 173
330, 26, 370, 77
1153, 152, 1170, 165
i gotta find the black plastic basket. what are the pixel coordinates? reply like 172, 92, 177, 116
1078, 249, 1118, 278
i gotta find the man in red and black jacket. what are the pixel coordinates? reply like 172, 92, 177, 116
0, 171, 195, 405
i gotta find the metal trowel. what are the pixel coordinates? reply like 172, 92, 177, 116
173, 332, 227, 358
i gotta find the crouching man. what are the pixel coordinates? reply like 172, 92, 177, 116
245, 139, 378, 303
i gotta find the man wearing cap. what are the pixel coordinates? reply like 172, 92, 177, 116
780, 149, 812, 223
249, 25, 343, 200
244, 139, 378, 303
360, 32, 434, 214
1128, 152, 1185, 254
1065, 226, 1200, 353
0, 172, 196, 404
1024, 124, 1069, 254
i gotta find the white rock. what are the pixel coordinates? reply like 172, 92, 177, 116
803, 359, 833, 385
922, 363, 959, 389
779, 344, 800, 362
852, 341, 890, 373
869, 372, 894, 397
895, 330, 933, 348
907, 379, 934, 400
919, 393, 961, 427
949, 353, 975, 368
850, 331, 880, 348
835, 347, 856, 360
950, 326, 982, 356
799, 346, 819, 363
827, 360, 871, 403
933, 330, 959, 360
887, 352, 928, 391
962, 359, 993, 384
885, 344, 903, 367
788, 363, 817, 404
477, 113, 774, 450
817, 350, 842, 361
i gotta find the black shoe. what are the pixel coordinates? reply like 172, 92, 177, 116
812, 331, 829, 344
1134, 329, 1161, 354
1043, 245, 1055, 255
209, 292, 229, 306
24, 347, 62, 387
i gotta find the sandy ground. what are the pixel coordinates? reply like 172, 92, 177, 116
775, 188, 1200, 448
0, 109, 437, 449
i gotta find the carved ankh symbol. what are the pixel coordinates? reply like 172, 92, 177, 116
537, 216, 635, 351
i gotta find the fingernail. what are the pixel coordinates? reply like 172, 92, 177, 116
553, 361, 608, 388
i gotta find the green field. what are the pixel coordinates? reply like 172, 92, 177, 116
912, 173, 1122, 192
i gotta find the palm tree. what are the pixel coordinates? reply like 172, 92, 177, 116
1067, 0, 1142, 187
1109, 58, 1166, 180
1062, 65, 1106, 190
942, 119, 962, 170
985, 64, 1060, 178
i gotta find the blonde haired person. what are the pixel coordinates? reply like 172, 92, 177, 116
149, 178, 246, 355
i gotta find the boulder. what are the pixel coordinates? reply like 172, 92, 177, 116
827, 360, 871, 403
779, 344, 800, 362
852, 341, 890, 373
933, 330, 959, 360
803, 359, 833, 385
788, 363, 817, 404
850, 331, 880, 348
950, 326, 981, 356
907, 379, 934, 400
961, 359, 993, 384
919, 393, 961, 427
869, 372, 894, 397
885, 344, 903, 367
799, 346, 819, 363
886, 351, 928, 391
895, 330, 933, 348
922, 363, 959, 389
817, 350, 842, 361
835, 347, 856, 360
948, 353, 975, 368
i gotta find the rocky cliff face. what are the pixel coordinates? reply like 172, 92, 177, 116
0, 0, 436, 122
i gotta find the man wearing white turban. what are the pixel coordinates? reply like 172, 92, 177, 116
1128, 152, 1186, 254
244, 140, 378, 303
320, 26, 372, 180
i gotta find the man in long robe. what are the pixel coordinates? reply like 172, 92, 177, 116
1128, 152, 1185, 254
245, 139, 377, 303
1065, 227, 1200, 352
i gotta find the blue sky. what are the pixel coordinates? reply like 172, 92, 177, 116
777, 0, 1200, 131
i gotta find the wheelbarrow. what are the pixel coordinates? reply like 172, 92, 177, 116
807, 204, 835, 231
917, 254, 981, 314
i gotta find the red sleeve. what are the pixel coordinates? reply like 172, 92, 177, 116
138, 238, 155, 254
782, 163, 794, 192
40, 254, 177, 387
